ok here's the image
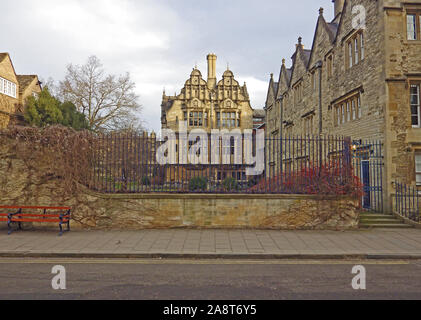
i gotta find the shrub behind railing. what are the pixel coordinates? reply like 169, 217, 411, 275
249, 161, 363, 197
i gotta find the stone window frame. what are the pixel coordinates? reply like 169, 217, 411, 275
188, 111, 204, 127
311, 71, 317, 92
217, 111, 237, 128
326, 54, 333, 79
415, 153, 421, 186
284, 124, 293, 137
406, 10, 421, 41
410, 83, 421, 128
345, 30, 364, 70
293, 80, 303, 106
303, 114, 314, 136
334, 93, 361, 127
0, 77, 17, 99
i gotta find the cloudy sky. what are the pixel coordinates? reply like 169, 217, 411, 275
1, 0, 334, 132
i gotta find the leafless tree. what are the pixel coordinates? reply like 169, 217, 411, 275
58, 56, 142, 132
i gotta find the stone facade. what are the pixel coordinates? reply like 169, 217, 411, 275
265, 0, 421, 211
384, 1, 421, 196
0, 53, 19, 129
0, 135, 359, 231
0, 53, 41, 129
161, 54, 254, 133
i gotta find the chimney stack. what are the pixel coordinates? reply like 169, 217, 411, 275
207, 53, 217, 89
332, 0, 345, 17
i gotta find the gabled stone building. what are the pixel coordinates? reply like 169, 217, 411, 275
265, 0, 421, 212
160, 54, 261, 184
0, 53, 42, 129
161, 54, 254, 133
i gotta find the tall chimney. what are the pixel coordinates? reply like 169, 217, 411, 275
332, 0, 344, 17
207, 53, 217, 89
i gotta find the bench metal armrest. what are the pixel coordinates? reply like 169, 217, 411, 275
8, 208, 22, 218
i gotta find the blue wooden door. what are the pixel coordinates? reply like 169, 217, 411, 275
361, 160, 370, 209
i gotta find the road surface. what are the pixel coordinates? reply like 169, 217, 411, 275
0, 258, 420, 300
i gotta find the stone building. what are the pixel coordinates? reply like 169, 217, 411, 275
264, 0, 421, 212
160, 54, 263, 184
253, 109, 266, 129
161, 54, 254, 133
0, 53, 42, 129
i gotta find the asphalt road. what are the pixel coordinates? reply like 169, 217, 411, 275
0, 258, 420, 300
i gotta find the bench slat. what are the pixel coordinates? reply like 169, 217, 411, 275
10, 214, 69, 218
11, 219, 69, 223
0, 206, 71, 210
1, 206, 71, 236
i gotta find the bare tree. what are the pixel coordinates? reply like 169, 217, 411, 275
58, 56, 142, 132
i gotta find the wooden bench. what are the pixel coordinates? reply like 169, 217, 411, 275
0, 206, 71, 236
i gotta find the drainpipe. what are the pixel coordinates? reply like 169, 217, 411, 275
279, 95, 284, 176
315, 60, 323, 170
279, 95, 284, 138
315, 60, 323, 135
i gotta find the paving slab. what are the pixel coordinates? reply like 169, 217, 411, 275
0, 228, 421, 259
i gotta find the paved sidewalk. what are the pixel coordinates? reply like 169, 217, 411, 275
1, 228, 421, 259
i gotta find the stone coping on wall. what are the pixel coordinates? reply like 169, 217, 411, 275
85, 189, 352, 201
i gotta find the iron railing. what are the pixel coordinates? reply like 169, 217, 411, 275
352, 139, 384, 212
89, 133, 355, 195
395, 181, 420, 222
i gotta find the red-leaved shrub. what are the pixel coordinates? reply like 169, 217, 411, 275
249, 161, 364, 197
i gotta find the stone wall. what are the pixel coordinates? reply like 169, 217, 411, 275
0, 112, 9, 129
0, 135, 359, 231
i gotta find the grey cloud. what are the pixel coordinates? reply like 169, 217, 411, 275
0, 0, 334, 131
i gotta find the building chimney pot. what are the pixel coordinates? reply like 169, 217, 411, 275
332, 0, 344, 17
207, 54, 217, 89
